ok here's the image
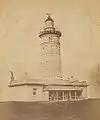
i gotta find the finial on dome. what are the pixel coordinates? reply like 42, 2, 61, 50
45, 13, 54, 22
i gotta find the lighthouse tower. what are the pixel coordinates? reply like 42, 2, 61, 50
8, 14, 88, 102
39, 14, 62, 79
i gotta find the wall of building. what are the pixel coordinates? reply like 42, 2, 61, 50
8, 86, 28, 101
89, 83, 100, 98
8, 85, 45, 101
8, 84, 88, 101
26, 85, 43, 101
42, 91, 49, 101
82, 86, 88, 99
40, 41, 61, 79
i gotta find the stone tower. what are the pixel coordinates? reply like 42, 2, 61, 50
39, 14, 62, 79
8, 14, 88, 102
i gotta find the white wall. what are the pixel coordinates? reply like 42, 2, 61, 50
8, 85, 44, 101
82, 86, 88, 99
42, 91, 49, 101
26, 85, 43, 101
8, 86, 28, 101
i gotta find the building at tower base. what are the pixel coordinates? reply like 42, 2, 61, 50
8, 15, 88, 102
8, 77, 88, 101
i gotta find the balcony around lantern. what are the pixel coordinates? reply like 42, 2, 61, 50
39, 28, 61, 38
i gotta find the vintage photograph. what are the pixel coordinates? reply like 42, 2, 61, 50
0, 0, 100, 120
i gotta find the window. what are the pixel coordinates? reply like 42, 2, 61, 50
33, 88, 37, 95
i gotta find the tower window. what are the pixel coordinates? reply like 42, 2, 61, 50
33, 88, 37, 95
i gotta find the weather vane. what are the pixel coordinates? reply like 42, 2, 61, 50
46, 13, 51, 17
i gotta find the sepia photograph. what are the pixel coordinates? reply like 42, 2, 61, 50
0, 0, 100, 120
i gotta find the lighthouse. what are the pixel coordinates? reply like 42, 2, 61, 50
8, 14, 88, 102
39, 14, 62, 79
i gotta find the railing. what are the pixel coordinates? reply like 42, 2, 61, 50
49, 97, 84, 102
39, 29, 61, 37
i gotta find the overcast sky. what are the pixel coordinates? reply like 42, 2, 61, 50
0, 0, 100, 100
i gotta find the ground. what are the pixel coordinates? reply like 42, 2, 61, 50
0, 99, 100, 120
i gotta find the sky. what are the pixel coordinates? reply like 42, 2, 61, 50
0, 0, 100, 100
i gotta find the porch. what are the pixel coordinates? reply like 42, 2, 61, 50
49, 90, 83, 101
